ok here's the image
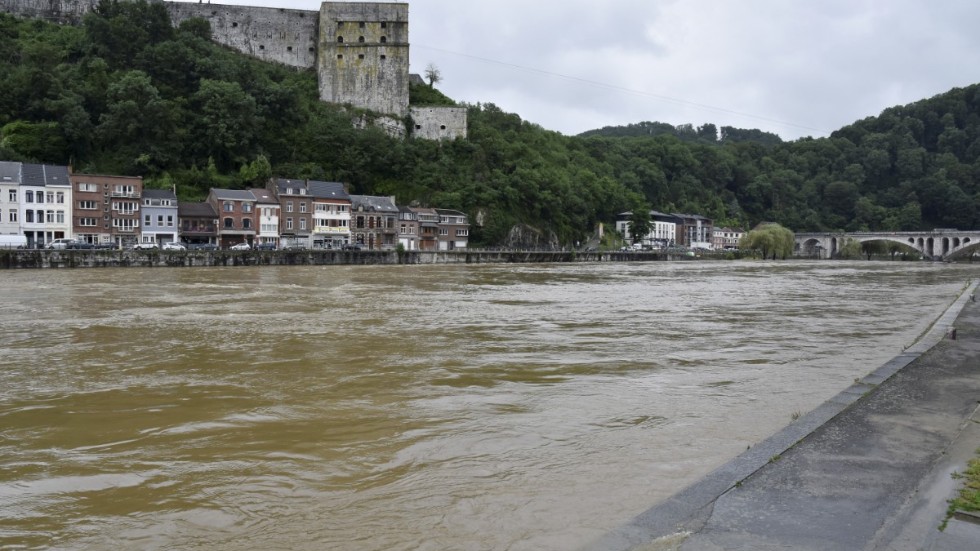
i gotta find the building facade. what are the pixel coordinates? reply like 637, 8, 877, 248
141, 189, 179, 246
0, 162, 22, 238
271, 179, 314, 248
178, 202, 218, 246
712, 227, 744, 250
615, 210, 679, 249
69, 173, 143, 247
307, 181, 351, 249
436, 208, 469, 250
21, 164, 72, 248
208, 189, 257, 248
350, 195, 398, 250
249, 187, 281, 248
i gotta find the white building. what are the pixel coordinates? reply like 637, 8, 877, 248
20, 164, 71, 248
0, 161, 22, 238
615, 210, 679, 249
249, 187, 282, 248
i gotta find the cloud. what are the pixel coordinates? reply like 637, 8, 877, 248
172, 0, 980, 140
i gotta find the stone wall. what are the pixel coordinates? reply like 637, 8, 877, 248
0, 0, 99, 24
166, 3, 318, 69
410, 107, 468, 140
318, 2, 410, 117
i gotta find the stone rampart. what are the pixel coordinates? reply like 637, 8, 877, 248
410, 107, 468, 140
0, 0, 98, 24
166, 3, 318, 69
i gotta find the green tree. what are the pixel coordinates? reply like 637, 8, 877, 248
627, 206, 652, 245
741, 223, 794, 259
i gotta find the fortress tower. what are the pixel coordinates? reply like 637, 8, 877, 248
318, 2, 410, 118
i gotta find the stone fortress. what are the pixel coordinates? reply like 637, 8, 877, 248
0, 0, 467, 140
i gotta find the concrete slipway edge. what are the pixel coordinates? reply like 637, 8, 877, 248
582, 278, 980, 551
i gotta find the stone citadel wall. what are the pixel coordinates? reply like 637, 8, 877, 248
0, 0, 467, 139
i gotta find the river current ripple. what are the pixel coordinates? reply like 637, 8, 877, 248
0, 261, 976, 550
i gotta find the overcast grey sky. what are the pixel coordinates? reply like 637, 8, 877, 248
173, 0, 980, 140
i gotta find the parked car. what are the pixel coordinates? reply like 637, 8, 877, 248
133, 242, 159, 250
229, 242, 251, 251
0, 235, 28, 249
93, 242, 117, 250
342, 244, 362, 251
67, 241, 95, 250
162, 242, 186, 251
47, 239, 76, 250
188, 243, 219, 251
255, 242, 277, 251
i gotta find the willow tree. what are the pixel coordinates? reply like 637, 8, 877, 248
740, 223, 794, 259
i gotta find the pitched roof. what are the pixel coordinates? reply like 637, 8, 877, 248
210, 188, 256, 201
274, 178, 307, 195
307, 180, 350, 201
0, 161, 21, 184
351, 195, 398, 213
21, 164, 70, 187
248, 187, 279, 205
142, 189, 177, 200
178, 201, 217, 217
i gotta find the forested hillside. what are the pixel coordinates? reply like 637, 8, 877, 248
1, 1, 979, 246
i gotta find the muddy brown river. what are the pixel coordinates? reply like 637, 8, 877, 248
1, 261, 976, 550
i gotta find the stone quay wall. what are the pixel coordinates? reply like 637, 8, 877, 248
0, 250, 695, 270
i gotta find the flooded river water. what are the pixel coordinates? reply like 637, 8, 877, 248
1, 260, 977, 550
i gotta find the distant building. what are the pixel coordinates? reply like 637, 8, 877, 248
0, 161, 23, 239
615, 210, 679, 249
307, 180, 351, 249
397, 205, 420, 250
350, 195, 398, 250
248, 187, 281, 249
436, 208, 469, 250
178, 201, 218, 246
22, 164, 72, 248
712, 227, 744, 250
208, 188, 257, 248
270, 178, 314, 249
672, 213, 713, 249
141, 189, 179, 246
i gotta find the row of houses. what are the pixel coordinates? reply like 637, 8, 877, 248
614, 210, 744, 250
0, 162, 469, 251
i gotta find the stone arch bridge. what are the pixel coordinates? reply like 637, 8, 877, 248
795, 230, 980, 260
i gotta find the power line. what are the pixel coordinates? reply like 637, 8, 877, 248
414, 44, 830, 136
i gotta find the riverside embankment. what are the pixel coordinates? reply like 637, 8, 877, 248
586, 279, 980, 551
0, 248, 717, 269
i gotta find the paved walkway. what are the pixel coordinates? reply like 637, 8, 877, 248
586, 281, 980, 551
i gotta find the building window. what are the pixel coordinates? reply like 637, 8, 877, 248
223, 201, 234, 212
46, 211, 55, 223
56, 192, 64, 204
300, 203, 307, 214
145, 214, 151, 226
80, 217, 97, 226
380, 22, 387, 28
224, 217, 233, 229
299, 218, 306, 231
8, 189, 15, 202
57, 211, 64, 224
157, 215, 164, 225
286, 202, 293, 213
337, 36, 344, 43
232, 22, 238, 28
243, 203, 252, 214
286, 218, 293, 230
167, 215, 173, 227
259, 44, 265, 50
359, 21, 365, 28
9, 211, 16, 222
380, 54, 386, 60
243, 219, 252, 229
25, 191, 33, 203
380, 36, 387, 43
358, 36, 364, 43
78, 201, 97, 210
78, 183, 97, 192
358, 54, 365, 60
337, 54, 343, 60
287, 46, 292, 52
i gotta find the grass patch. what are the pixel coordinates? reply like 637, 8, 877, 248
942, 448, 980, 530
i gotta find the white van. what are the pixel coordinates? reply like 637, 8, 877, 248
0, 235, 27, 249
